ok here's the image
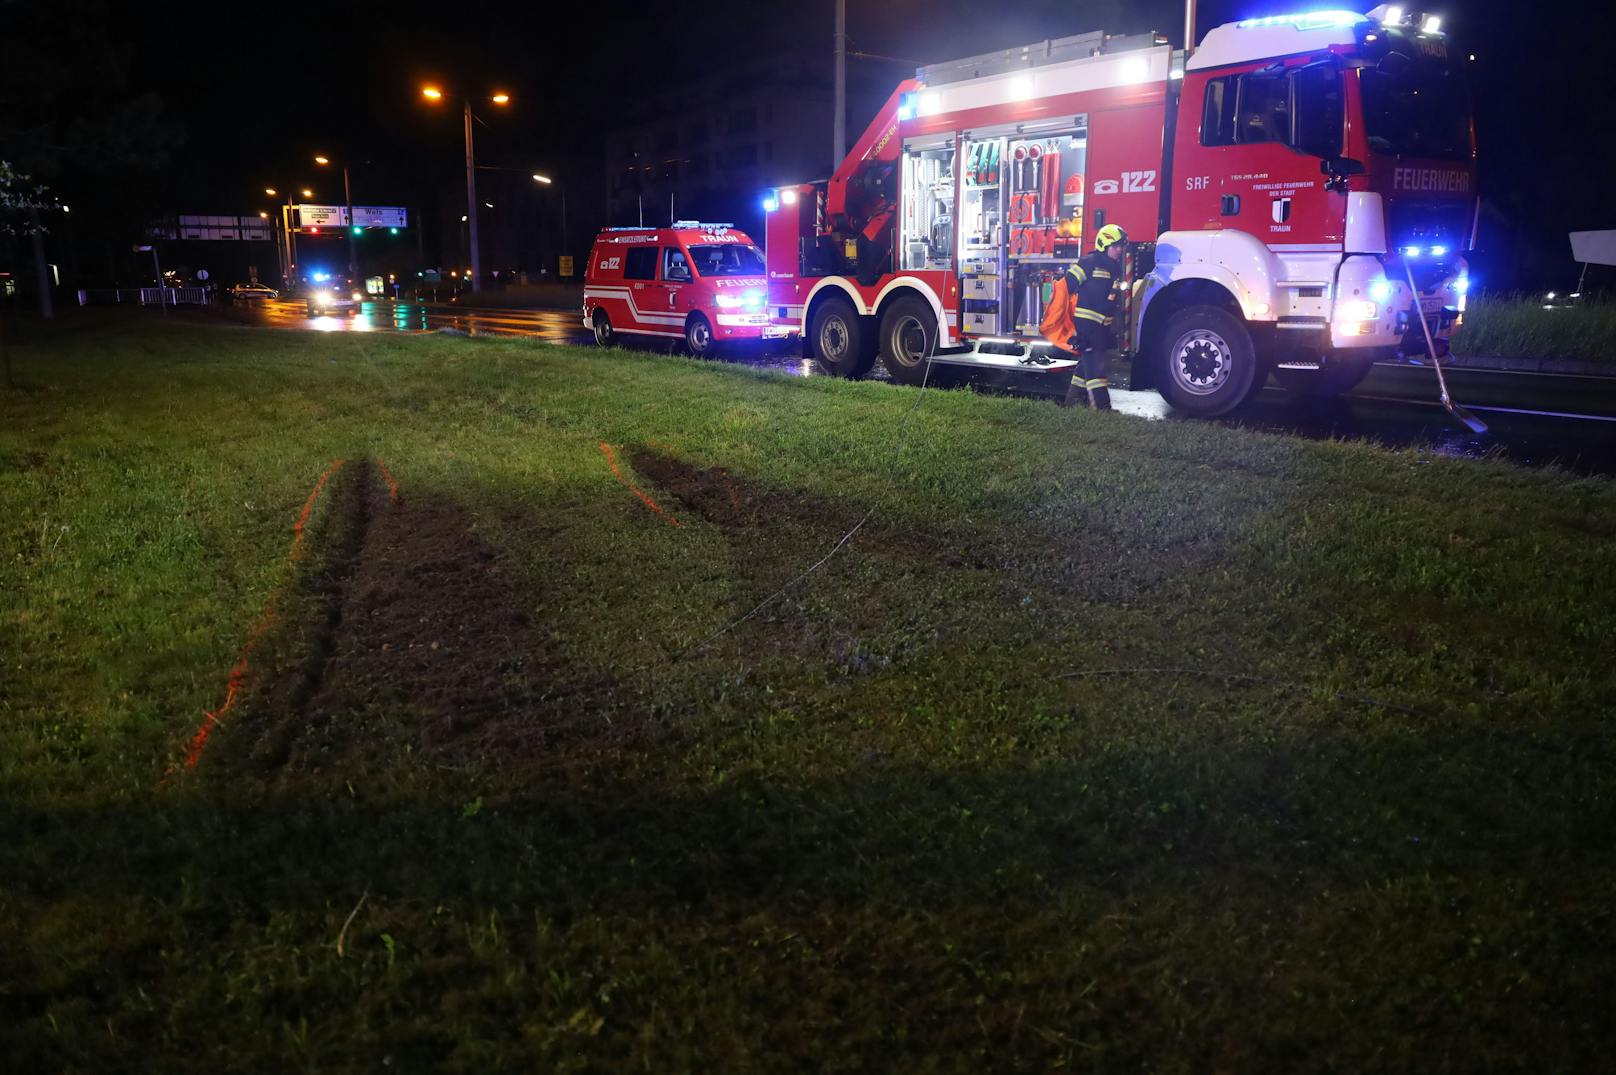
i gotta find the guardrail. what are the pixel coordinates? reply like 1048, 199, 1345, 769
77, 287, 212, 306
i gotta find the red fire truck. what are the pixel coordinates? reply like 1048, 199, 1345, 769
764, 5, 1475, 415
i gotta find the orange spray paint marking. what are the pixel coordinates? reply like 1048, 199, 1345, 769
599, 442, 681, 528
164, 458, 346, 782
375, 458, 399, 502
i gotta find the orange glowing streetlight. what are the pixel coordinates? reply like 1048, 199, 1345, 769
264, 187, 278, 196
419, 85, 513, 292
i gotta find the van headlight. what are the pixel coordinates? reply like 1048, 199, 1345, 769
1337, 299, 1378, 322
715, 293, 743, 309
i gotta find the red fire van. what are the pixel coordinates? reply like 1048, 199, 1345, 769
583, 222, 794, 356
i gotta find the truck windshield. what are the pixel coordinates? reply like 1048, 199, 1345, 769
688, 244, 765, 277
1360, 51, 1471, 161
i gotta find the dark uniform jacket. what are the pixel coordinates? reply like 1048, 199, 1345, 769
1039, 250, 1123, 352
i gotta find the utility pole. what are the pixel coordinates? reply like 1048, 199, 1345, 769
463, 99, 482, 292
834, 0, 847, 167
342, 164, 357, 285
29, 209, 52, 319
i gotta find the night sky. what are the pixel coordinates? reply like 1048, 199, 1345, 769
5, 0, 1611, 288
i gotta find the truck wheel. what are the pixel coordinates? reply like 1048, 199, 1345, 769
685, 313, 718, 358
810, 297, 876, 378
1272, 350, 1377, 398
877, 296, 942, 386
592, 310, 614, 347
1154, 305, 1260, 417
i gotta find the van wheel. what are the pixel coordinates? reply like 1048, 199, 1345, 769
592, 310, 614, 347
877, 296, 942, 386
1153, 305, 1260, 417
810, 297, 876, 378
685, 313, 718, 358
1272, 350, 1378, 398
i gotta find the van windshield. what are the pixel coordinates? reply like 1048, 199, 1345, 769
688, 244, 765, 277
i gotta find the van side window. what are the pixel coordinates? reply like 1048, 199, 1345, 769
624, 246, 658, 281
664, 248, 692, 282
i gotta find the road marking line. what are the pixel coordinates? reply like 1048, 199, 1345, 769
1347, 392, 1616, 423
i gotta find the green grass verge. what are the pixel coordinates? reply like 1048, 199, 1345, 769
1452, 293, 1616, 364
3, 317, 1614, 1073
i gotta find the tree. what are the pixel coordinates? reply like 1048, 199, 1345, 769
0, 160, 55, 387
0, 1, 182, 312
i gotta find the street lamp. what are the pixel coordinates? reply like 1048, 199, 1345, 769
532, 172, 570, 277
421, 84, 510, 292
314, 154, 358, 285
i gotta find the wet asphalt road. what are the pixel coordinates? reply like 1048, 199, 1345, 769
225, 297, 1616, 476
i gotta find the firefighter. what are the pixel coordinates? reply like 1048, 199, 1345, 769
1039, 223, 1128, 410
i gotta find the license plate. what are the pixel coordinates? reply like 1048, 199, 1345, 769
1420, 296, 1445, 314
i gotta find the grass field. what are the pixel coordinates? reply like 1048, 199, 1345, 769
1452, 293, 1616, 364
3, 315, 1615, 1073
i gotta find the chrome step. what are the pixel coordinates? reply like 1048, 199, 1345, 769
930, 338, 1078, 373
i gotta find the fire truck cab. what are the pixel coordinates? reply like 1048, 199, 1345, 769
765, 5, 1475, 415
583, 222, 794, 357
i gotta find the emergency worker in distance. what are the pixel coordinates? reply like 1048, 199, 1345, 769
1039, 223, 1128, 411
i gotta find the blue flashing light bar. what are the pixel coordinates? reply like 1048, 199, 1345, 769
896, 92, 918, 121
762, 194, 780, 213
1235, 10, 1366, 30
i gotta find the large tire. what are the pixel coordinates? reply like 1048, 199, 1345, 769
876, 296, 942, 386
1153, 305, 1261, 417
592, 309, 614, 347
685, 313, 718, 359
1272, 349, 1378, 398
809, 297, 877, 378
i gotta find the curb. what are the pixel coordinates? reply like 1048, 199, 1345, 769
1440, 354, 1616, 378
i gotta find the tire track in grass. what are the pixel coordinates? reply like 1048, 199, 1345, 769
163, 456, 367, 782
599, 441, 682, 528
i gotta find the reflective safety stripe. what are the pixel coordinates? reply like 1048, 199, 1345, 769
1090, 268, 1113, 279
1069, 266, 1088, 285
1072, 307, 1107, 323
1085, 378, 1110, 389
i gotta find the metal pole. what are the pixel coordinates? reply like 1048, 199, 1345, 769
834, 0, 847, 166
1184, 0, 1197, 54
343, 164, 357, 285
464, 99, 482, 292
29, 209, 53, 319
151, 247, 167, 316
561, 187, 568, 271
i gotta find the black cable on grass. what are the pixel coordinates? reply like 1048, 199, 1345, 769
666, 352, 939, 663
1059, 666, 1425, 716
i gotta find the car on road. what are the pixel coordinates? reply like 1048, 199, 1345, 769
583, 221, 795, 357
229, 282, 279, 299
302, 279, 360, 315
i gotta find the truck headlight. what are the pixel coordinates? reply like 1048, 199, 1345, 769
1337, 299, 1378, 322
715, 293, 743, 309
